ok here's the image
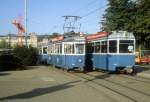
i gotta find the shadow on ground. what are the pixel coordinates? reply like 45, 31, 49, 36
134, 65, 150, 73
0, 80, 81, 101
0, 72, 11, 76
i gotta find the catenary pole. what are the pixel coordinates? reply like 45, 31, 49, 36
25, 0, 28, 47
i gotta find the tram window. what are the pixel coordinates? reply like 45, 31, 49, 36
109, 40, 117, 53
54, 44, 57, 54
56, 44, 60, 54
64, 44, 67, 54
48, 46, 50, 54
64, 44, 74, 54
71, 44, 74, 54
76, 44, 84, 54
101, 41, 107, 53
53, 44, 55, 53
57, 44, 59, 54
58, 44, 61, 54
51, 45, 54, 53
95, 42, 101, 53
43, 47, 47, 54
86, 42, 93, 53
60, 44, 62, 54
119, 40, 134, 53
50, 45, 52, 53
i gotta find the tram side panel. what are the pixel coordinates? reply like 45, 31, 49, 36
40, 54, 49, 64
64, 55, 85, 70
54, 54, 64, 67
107, 54, 135, 71
93, 54, 108, 70
93, 54, 135, 72
47, 54, 53, 65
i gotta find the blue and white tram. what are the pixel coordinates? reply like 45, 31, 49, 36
47, 35, 86, 70
87, 31, 135, 73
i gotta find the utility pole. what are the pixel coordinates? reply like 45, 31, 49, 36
25, 0, 28, 47
8, 32, 11, 48
63, 16, 81, 34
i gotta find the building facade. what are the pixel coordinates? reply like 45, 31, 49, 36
0, 32, 38, 48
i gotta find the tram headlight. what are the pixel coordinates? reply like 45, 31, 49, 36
57, 58, 59, 63
78, 59, 82, 63
113, 64, 117, 66
72, 63, 75, 66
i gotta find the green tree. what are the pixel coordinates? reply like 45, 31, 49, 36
134, 0, 150, 49
0, 39, 8, 48
102, 0, 131, 31
102, 0, 150, 49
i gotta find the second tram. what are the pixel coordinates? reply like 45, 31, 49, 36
86, 31, 135, 73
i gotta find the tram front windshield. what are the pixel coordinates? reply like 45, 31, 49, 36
43, 47, 48, 54
119, 40, 134, 53
76, 44, 84, 54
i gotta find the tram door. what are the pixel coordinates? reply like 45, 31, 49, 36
85, 42, 94, 71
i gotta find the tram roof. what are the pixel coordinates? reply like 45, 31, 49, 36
50, 34, 86, 43
42, 31, 135, 46
63, 35, 86, 42
86, 31, 135, 40
108, 31, 135, 39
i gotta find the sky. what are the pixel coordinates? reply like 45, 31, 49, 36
0, 0, 107, 35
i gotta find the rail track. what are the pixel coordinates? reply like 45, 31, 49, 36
118, 74, 150, 84
53, 67, 150, 102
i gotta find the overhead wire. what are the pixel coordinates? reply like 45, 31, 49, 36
81, 4, 107, 18
72, 0, 100, 15
28, 0, 107, 34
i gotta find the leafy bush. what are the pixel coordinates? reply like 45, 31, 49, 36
13, 46, 39, 66
0, 46, 38, 71
0, 53, 22, 71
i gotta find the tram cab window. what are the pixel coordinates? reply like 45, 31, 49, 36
94, 42, 101, 53
119, 40, 134, 53
109, 40, 117, 53
43, 47, 47, 54
39, 48, 42, 54
76, 44, 84, 54
101, 41, 107, 53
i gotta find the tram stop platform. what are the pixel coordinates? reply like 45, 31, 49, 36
135, 65, 150, 79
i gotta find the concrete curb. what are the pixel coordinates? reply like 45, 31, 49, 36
136, 72, 150, 79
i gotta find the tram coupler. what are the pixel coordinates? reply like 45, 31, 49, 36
117, 66, 134, 74
124, 67, 134, 74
